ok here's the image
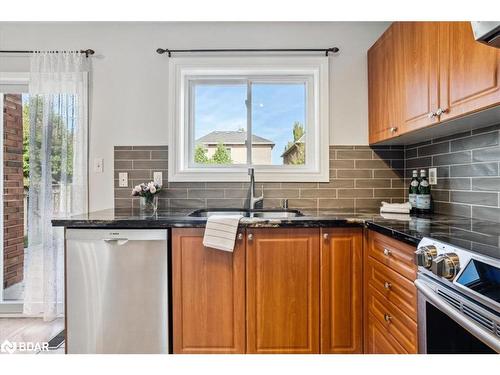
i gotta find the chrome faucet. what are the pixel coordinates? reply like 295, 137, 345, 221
247, 168, 263, 209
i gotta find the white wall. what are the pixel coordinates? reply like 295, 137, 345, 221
0, 21, 389, 210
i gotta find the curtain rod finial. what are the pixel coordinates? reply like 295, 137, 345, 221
157, 48, 171, 56
326, 47, 340, 56
81, 49, 95, 58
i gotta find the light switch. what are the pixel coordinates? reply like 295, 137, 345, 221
93, 158, 104, 173
428, 167, 437, 185
153, 171, 163, 186
118, 172, 128, 187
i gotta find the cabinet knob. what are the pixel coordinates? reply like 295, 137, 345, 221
384, 281, 392, 290
428, 111, 437, 118
389, 127, 398, 133
383, 248, 392, 257
436, 107, 448, 116
247, 233, 253, 241
237, 233, 243, 240
384, 314, 392, 323
323, 233, 329, 240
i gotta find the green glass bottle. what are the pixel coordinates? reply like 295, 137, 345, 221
416, 169, 431, 213
408, 170, 419, 213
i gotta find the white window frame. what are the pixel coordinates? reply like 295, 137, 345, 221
168, 57, 329, 182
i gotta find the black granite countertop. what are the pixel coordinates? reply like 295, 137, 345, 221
52, 208, 500, 260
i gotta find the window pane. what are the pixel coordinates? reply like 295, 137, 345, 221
251, 82, 306, 165
193, 83, 247, 165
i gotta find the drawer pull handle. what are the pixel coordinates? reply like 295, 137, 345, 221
383, 248, 392, 256
384, 281, 392, 290
384, 314, 392, 323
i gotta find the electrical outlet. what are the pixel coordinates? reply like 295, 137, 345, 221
93, 158, 104, 173
118, 172, 128, 187
428, 167, 437, 185
153, 171, 163, 186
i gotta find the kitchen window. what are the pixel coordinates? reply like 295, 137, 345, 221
168, 57, 329, 182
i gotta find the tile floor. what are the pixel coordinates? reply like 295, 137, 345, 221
0, 317, 64, 354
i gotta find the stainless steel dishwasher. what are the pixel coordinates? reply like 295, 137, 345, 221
65, 229, 169, 354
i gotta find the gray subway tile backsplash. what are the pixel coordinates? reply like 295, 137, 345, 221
405, 124, 500, 223
113, 123, 500, 222
114, 145, 405, 213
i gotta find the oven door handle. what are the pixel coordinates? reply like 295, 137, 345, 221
415, 279, 500, 353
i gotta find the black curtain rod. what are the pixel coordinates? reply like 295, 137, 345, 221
0, 49, 95, 58
156, 47, 339, 57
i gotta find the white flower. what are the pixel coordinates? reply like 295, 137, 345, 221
150, 186, 157, 194
133, 185, 142, 193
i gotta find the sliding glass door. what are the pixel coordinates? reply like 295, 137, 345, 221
0, 75, 29, 314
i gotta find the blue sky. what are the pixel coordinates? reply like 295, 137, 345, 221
194, 83, 306, 164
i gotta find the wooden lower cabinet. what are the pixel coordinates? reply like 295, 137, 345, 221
172, 228, 246, 353
246, 228, 320, 353
171, 226, 366, 354
320, 228, 363, 353
364, 230, 418, 354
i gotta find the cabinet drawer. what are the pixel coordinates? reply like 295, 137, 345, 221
366, 312, 408, 354
367, 285, 418, 354
367, 231, 417, 280
366, 257, 417, 320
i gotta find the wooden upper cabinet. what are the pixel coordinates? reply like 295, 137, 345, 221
246, 228, 320, 354
320, 228, 363, 354
399, 22, 440, 133
368, 21, 500, 144
368, 25, 402, 143
439, 22, 500, 121
172, 228, 246, 353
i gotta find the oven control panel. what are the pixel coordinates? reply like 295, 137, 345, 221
416, 237, 500, 311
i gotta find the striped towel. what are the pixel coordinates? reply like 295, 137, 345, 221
203, 215, 243, 252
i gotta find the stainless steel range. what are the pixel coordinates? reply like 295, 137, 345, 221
414, 237, 500, 353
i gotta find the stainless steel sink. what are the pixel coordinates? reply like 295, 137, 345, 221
188, 208, 303, 218
188, 209, 248, 218
251, 210, 302, 219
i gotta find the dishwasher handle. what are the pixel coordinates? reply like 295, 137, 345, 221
103, 238, 129, 246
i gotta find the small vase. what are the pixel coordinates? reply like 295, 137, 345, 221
140, 195, 159, 213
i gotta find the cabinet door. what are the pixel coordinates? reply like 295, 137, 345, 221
172, 228, 246, 353
368, 24, 402, 143
399, 21, 440, 133
439, 22, 500, 121
320, 228, 363, 354
246, 228, 320, 354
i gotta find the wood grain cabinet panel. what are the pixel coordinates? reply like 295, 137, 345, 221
367, 230, 417, 281
439, 22, 500, 121
172, 228, 246, 353
368, 24, 403, 143
366, 257, 417, 320
246, 228, 320, 354
320, 228, 363, 354
364, 230, 418, 354
366, 313, 408, 354
367, 286, 418, 353
398, 21, 440, 133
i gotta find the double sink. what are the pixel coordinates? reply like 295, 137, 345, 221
189, 208, 304, 219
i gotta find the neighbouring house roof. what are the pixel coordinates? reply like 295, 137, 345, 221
281, 134, 305, 157
196, 130, 275, 147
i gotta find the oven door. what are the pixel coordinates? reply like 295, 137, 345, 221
416, 274, 499, 354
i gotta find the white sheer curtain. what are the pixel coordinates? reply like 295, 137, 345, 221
23, 52, 89, 320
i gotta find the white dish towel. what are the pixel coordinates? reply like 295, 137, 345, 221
380, 201, 412, 214
203, 215, 244, 252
